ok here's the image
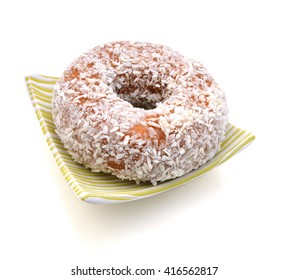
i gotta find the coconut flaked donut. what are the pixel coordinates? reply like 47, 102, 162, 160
52, 41, 228, 185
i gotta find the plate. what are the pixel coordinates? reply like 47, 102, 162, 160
26, 74, 255, 204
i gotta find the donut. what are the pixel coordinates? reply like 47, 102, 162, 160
52, 41, 228, 185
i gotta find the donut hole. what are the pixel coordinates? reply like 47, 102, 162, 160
113, 71, 169, 110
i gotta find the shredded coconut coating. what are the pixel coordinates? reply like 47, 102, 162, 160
52, 41, 229, 185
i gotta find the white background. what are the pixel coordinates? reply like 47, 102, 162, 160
1, 0, 288, 279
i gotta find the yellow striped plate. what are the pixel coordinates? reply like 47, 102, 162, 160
26, 74, 255, 204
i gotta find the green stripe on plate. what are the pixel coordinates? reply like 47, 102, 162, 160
25, 74, 255, 204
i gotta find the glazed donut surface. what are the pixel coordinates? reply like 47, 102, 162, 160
52, 41, 228, 185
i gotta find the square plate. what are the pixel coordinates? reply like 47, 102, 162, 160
26, 74, 255, 204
